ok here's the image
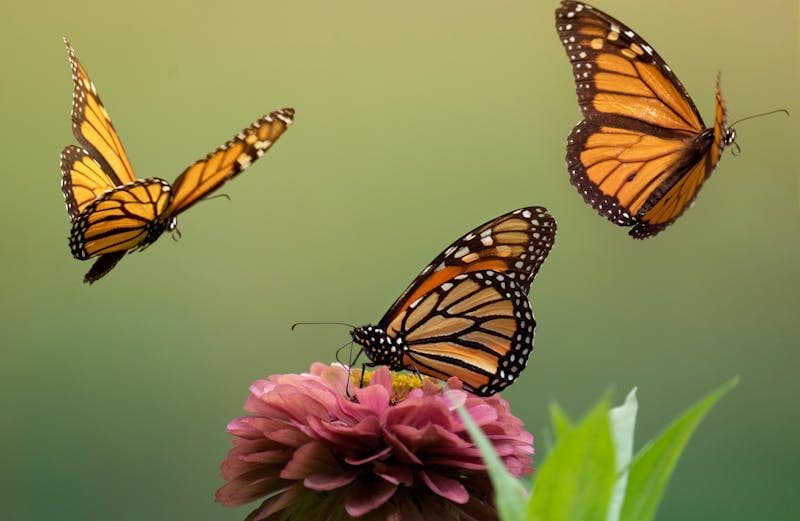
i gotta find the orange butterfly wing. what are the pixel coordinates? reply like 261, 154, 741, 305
165, 109, 294, 218
64, 39, 136, 188
60, 145, 119, 219
556, 1, 730, 238
69, 179, 172, 283
370, 207, 557, 395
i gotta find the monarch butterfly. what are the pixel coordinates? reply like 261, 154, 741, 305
349, 207, 557, 396
555, 1, 736, 238
60, 39, 294, 283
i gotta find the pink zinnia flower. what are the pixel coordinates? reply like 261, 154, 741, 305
216, 363, 533, 521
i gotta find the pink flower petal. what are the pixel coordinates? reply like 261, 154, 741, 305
218, 363, 533, 519
418, 470, 469, 504
263, 427, 310, 449
215, 471, 287, 506
343, 445, 392, 466
244, 484, 302, 521
444, 377, 464, 391
354, 381, 391, 414
462, 403, 499, 425
373, 461, 414, 486
280, 442, 339, 479
369, 366, 394, 393
344, 477, 397, 517
382, 430, 423, 465
304, 472, 357, 492
443, 388, 467, 409
280, 442, 359, 491
240, 448, 293, 465
384, 398, 453, 429
305, 414, 382, 450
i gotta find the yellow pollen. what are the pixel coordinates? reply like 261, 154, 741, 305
351, 369, 438, 403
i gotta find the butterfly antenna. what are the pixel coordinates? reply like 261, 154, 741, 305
729, 109, 789, 128
291, 321, 357, 331
171, 227, 182, 242
202, 193, 232, 202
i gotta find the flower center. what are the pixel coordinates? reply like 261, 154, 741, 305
351, 369, 437, 403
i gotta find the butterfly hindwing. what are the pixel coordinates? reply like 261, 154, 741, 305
396, 271, 536, 395
83, 251, 127, 285
65, 39, 137, 187
565, 118, 700, 228
60, 145, 120, 220
69, 178, 172, 262
165, 109, 294, 217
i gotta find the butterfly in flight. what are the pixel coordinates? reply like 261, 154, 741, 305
348, 207, 556, 396
555, 1, 737, 238
60, 39, 294, 283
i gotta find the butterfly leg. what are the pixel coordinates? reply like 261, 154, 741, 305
408, 364, 424, 385
358, 362, 377, 389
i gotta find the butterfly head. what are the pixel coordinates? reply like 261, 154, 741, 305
723, 127, 737, 147
350, 325, 405, 370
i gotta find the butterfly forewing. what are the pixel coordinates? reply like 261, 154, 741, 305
555, 1, 703, 133
165, 109, 294, 217
380, 206, 556, 334
64, 39, 137, 187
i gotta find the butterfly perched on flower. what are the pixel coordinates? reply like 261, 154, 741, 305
555, 1, 736, 238
349, 207, 556, 396
60, 39, 294, 283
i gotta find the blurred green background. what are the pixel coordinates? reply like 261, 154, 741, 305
1, 0, 797, 519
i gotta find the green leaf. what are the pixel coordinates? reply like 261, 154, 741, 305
549, 401, 575, 440
619, 377, 738, 521
606, 388, 638, 521
527, 398, 616, 521
455, 400, 528, 521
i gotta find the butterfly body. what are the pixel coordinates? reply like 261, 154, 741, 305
556, 1, 736, 238
350, 325, 406, 371
60, 39, 293, 283
350, 207, 556, 396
